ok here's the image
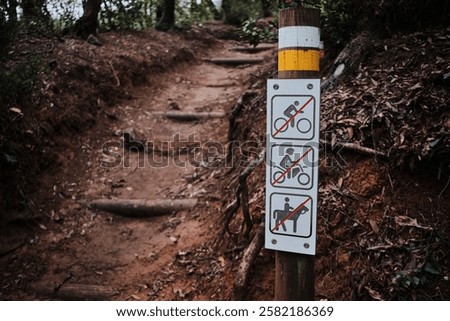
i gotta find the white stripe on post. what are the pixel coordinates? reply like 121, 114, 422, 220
278, 26, 321, 49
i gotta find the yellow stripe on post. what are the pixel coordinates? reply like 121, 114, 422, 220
278, 49, 320, 72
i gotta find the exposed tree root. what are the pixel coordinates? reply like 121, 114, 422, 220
320, 139, 387, 158
88, 198, 198, 217
220, 149, 265, 243
232, 222, 265, 300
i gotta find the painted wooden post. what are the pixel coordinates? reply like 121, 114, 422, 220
275, 6, 321, 301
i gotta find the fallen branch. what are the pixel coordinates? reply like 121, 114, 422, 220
38, 284, 119, 300
89, 199, 198, 217
151, 111, 226, 121
395, 215, 433, 231
206, 82, 236, 88
320, 139, 387, 158
109, 61, 120, 87
0, 240, 26, 258
232, 223, 265, 300
231, 44, 276, 53
366, 244, 398, 251
209, 57, 264, 65
123, 129, 196, 156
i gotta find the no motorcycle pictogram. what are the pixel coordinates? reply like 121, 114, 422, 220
270, 145, 315, 190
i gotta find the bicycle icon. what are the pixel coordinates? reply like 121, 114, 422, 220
273, 100, 312, 135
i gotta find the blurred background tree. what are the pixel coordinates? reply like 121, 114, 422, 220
73, 0, 102, 38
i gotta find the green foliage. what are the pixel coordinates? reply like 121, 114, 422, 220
280, 0, 320, 9
238, 18, 277, 47
47, 0, 158, 31
222, 0, 264, 26
394, 269, 427, 290
319, 0, 449, 44
175, 0, 215, 29
0, 3, 41, 107
100, 0, 156, 30
0, 57, 42, 106
391, 234, 445, 299
47, 0, 80, 31
319, 0, 360, 44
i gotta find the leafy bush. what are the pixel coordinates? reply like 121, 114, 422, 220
175, 0, 215, 29
319, 0, 360, 44
222, 0, 264, 26
238, 18, 277, 47
0, 57, 42, 107
319, 0, 450, 44
47, 0, 80, 31
100, 0, 156, 30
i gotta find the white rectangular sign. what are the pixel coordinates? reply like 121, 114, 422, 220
265, 79, 320, 255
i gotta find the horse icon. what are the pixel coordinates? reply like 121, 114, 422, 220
273, 197, 309, 233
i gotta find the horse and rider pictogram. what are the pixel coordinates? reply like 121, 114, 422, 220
269, 193, 312, 238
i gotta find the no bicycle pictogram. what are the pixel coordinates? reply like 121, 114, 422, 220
269, 193, 313, 238
271, 95, 316, 140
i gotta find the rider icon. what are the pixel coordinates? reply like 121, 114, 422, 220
284, 197, 293, 212
280, 148, 295, 169
284, 101, 300, 128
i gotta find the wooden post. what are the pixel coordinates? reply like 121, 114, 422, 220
275, 7, 321, 301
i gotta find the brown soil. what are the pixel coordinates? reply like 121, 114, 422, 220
0, 22, 449, 301
0, 22, 275, 301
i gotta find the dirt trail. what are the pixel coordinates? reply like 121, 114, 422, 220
27, 39, 274, 300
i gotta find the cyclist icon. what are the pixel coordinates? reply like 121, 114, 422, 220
273, 148, 311, 186
273, 100, 312, 135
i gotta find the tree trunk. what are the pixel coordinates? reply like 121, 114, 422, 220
261, 0, 273, 17
203, 0, 220, 19
156, 0, 175, 31
21, 0, 48, 22
9, 0, 17, 21
221, 0, 231, 15
73, 0, 102, 40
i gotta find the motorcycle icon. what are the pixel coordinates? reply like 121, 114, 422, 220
272, 147, 311, 187
272, 165, 311, 186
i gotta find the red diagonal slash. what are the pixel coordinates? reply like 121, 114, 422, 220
271, 196, 312, 232
273, 96, 314, 137
272, 147, 313, 185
